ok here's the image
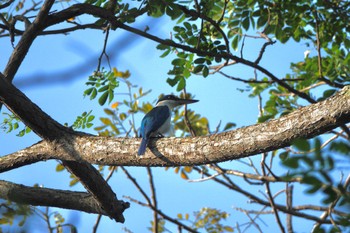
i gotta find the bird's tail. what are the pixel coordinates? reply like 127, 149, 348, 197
138, 138, 148, 156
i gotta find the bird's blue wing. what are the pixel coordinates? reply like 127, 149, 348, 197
140, 106, 170, 138
138, 106, 170, 156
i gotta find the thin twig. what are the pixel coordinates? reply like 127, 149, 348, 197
286, 184, 294, 233
261, 153, 285, 233
147, 167, 159, 233
97, 24, 111, 71
124, 196, 199, 233
242, 210, 263, 233
191, 166, 337, 224
312, 174, 350, 231
92, 166, 116, 233
0, 0, 14, 10
218, 71, 304, 84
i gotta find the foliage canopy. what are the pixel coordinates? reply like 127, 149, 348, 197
0, 0, 349, 232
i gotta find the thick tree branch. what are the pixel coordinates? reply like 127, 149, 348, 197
0, 180, 107, 215
0, 74, 128, 222
2, 86, 350, 169
3, 0, 55, 82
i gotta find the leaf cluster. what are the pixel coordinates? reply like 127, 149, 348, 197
84, 69, 120, 106
280, 138, 350, 210
1, 112, 32, 137
0, 201, 32, 229
175, 207, 233, 233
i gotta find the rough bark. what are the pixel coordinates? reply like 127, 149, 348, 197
2, 86, 350, 169
0, 180, 106, 215
0, 74, 128, 223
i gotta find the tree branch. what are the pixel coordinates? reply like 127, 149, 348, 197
0, 180, 106, 215
2, 86, 350, 169
3, 0, 55, 82
41, 3, 315, 103
0, 73, 128, 222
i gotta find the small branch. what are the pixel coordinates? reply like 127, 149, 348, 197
240, 35, 246, 58
124, 196, 199, 233
218, 71, 304, 84
97, 25, 111, 71
241, 210, 263, 233
43, 3, 314, 102
121, 167, 152, 205
2, 86, 350, 168
92, 166, 116, 233
0, 0, 14, 10
0, 180, 107, 215
261, 153, 285, 233
193, 168, 338, 225
254, 39, 276, 65
0, 74, 128, 223
4, 0, 55, 82
147, 167, 159, 233
217, 0, 228, 24
312, 174, 350, 231
286, 184, 294, 233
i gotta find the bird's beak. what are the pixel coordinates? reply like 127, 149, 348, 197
177, 98, 199, 106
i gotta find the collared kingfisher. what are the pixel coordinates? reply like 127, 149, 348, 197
138, 94, 198, 156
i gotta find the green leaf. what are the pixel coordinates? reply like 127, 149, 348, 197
176, 77, 186, 91
90, 88, 97, 100
167, 77, 179, 87
87, 115, 95, 122
258, 114, 274, 123
160, 49, 171, 58
104, 109, 114, 116
56, 164, 65, 172
242, 17, 250, 31
257, 15, 267, 28
194, 58, 206, 64
223, 122, 236, 131
282, 157, 299, 169
100, 117, 112, 125
202, 66, 209, 77
231, 35, 239, 51
98, 91, 109, 106
292, 138, 310, 151
98, 85, 109, 92
279, 151, 289, 161
224, 226, 234, 232
193, 65, 204, 74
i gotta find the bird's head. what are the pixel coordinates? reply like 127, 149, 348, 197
156, 94, 198, 109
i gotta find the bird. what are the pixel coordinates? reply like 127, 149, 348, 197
138, 94, 199, 156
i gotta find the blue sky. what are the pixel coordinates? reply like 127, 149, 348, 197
0, 11, 323, 232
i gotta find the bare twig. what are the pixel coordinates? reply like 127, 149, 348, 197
147, 167, 159, 233
261, 153, 285, 233
92, 166, 117, 233
217, 71, 304, 84
4, 0, 55, 82
124, 196, 199, 233
0, 0, 14, 10
312, 174, 350, 231
286, 184, 294, 233
97, 24, 111, 71
254, 39, 276, 65
242, 210, 263, 233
